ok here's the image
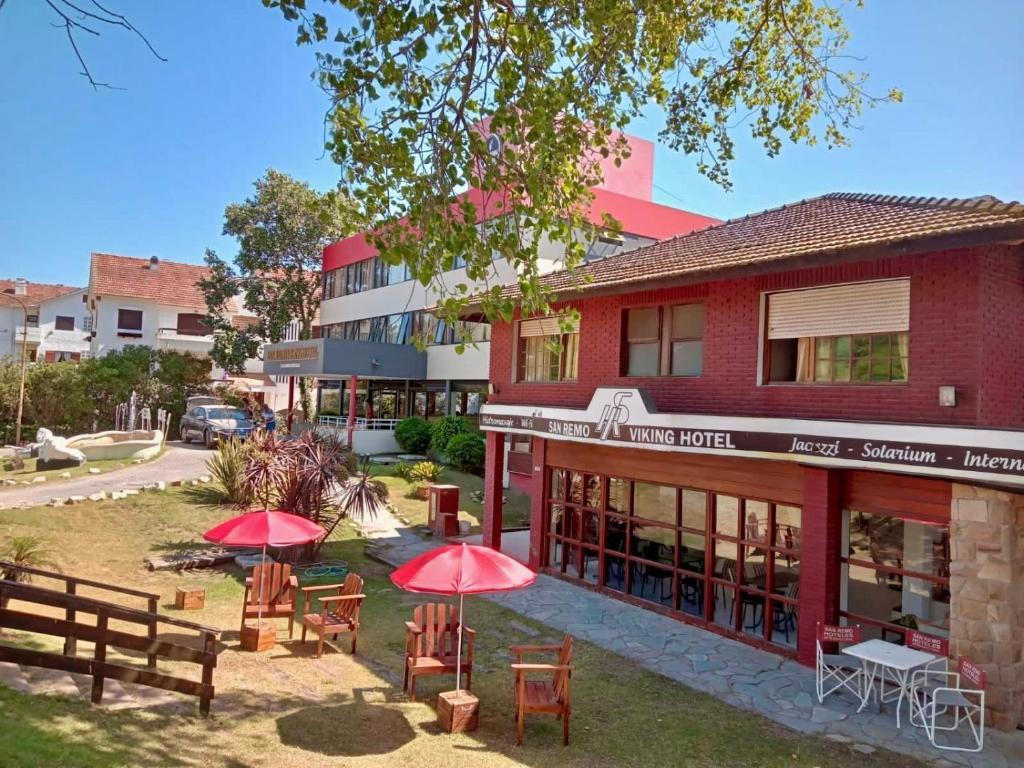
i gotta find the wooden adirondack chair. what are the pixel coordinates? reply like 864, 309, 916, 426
299, 572, 365, 658
241, 563, 298, 637
511, 634, 574, 745
403, 602, 475, 701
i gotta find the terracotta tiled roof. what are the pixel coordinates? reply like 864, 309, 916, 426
0, 280, 81, 305
89, 253, 211, 310
500, 193, 1024, 300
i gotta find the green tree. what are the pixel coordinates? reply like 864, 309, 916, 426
198, 169, 361, 420
267, 0, 900, 331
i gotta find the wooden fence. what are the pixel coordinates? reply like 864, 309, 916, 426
0, 563, 220, 714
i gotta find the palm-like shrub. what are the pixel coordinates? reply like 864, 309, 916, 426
235, 431, 387, 558
1, 535, 55, 610
207, 437, 256, 506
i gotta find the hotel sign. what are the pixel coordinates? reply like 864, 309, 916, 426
266, 346, 319, 362
480, 388, 1024, 487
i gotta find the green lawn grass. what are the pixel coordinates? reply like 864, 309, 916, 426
370, 464, 532, 532
0, 489, 926, 768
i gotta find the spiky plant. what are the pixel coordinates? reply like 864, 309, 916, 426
206, 437, 255, 507
1, 535, 55, 611
242, 431, 286, 510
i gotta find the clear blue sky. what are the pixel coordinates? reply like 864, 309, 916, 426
1, 1, 1021, 287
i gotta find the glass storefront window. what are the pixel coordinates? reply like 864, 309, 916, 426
583, 475, 601, 509
607, 478, 630, 513
744, 500, 769, 545
542, 465, 802, 654
841, 510, 950, 641
715, 495, 740, 537
681, 489, 706, 530
549, 469, 565, 501
633, 483, 676, 526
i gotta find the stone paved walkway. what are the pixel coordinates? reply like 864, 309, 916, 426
367, 514, 1024, 768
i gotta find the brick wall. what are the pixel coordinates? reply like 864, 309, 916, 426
490, 245, 1024, 428
976, 245, 1024, 427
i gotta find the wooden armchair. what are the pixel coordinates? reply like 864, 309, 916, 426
299, 572, 365, 658
403, 602, 474, 701
510, 634, 574, 745
241, 563, 298, 637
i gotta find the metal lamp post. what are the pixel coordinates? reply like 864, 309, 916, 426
1, 292, 31, 445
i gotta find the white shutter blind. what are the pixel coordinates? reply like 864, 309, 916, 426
519, 314, 578, 338
767, 279, 909, 339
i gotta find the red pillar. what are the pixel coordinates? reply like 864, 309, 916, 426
528, 436, 547, 570
286, 376, 295, 434
482, 430, 505, 551
346, 375, 358, 447
797, 466, 843, 666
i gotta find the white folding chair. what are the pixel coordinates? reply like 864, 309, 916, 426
909, 657, 985, 753
815, 622, 864, 703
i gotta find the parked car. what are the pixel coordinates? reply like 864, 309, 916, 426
179, 405, 253, 448
186, 395, 223, 410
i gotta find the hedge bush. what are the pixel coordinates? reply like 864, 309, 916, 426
430, 415, 470, 454
395, 416, 432, 454
446, 433, 486, 474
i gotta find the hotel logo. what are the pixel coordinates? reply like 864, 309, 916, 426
596, 391, 633, 440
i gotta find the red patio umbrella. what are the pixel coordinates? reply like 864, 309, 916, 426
391, 542, 536, 692
203, 509, 325, 625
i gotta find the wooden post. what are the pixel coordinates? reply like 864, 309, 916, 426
347, 375, 358, 448
63, 580, 77, 657
286, 376, 295, 434
91, 609, 108, 705
147, 596, 158, 669
199, 631, 215, 716
482, 430, 505, 551
528, 436, 547, 569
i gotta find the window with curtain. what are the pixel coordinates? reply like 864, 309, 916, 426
623, 303, 704, 376
766, 280, 910, 383
516, 315, 579, 382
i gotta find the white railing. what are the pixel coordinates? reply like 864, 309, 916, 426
317, 416, 399, 431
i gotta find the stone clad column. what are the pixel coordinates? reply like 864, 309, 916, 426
949, 484, 1024, 731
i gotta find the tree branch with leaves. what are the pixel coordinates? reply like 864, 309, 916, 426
265, 0, 900, 330
198, 169, 361, 421
3, 0, 166, 89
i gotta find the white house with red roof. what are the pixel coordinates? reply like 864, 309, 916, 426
85, 253, 289, 409
0, 278, 90, 363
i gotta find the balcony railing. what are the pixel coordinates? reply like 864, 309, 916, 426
317, 416, 399, 431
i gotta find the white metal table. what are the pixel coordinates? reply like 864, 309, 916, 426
842, 639, 939, 728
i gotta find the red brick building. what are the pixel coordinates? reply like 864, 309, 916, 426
477, 193, 1024, 729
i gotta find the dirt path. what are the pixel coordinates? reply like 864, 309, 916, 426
0, 442, 213, 509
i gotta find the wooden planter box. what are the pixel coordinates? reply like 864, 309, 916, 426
174, 587, 205, 611
240, 621, 276, 652
437, 690, 479, 733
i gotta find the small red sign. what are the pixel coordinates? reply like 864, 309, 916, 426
818, 623, 859, 644
958, 658, 986, 689
907, 630, 948, 657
